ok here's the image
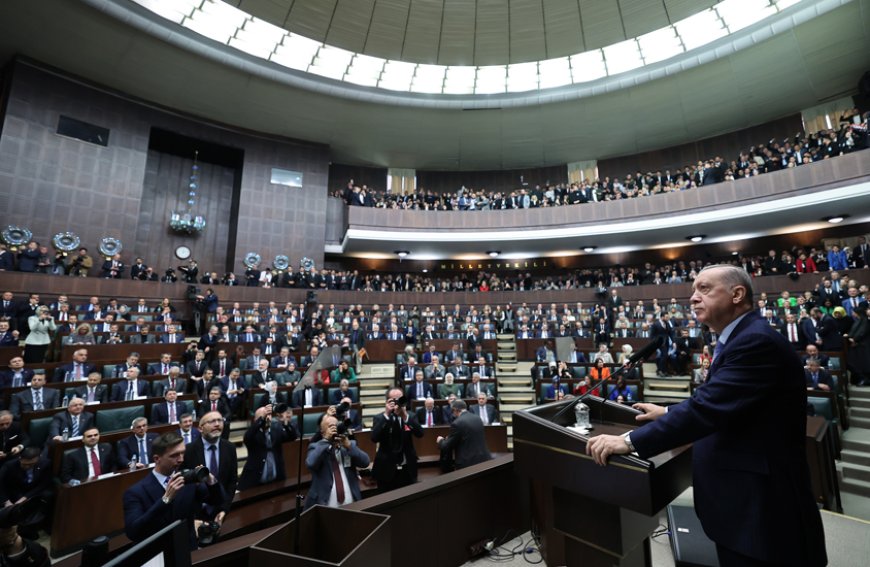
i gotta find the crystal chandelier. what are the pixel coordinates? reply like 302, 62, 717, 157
169, 150, 207, 234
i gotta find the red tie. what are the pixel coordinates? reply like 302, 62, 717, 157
427, 412, 433, 427
90, 448, 102, 477
790, 325, 797, 342
212, 401, 217, 412
330, 452, 346, 503
220, 361, 225, 375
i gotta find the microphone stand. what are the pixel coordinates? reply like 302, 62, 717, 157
552, 359, 634, 423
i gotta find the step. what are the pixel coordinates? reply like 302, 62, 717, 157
842, 437, 870, 453
643, 394, 691, 403
497, 334, 515, 340
851, 399, 870, 410
646, 381, 689, 392
500, 393, 535, 403
497, 340, 516, 348
851, 417, 870, 429
499, 387, 533, 395
841, 449, 870, 468
500, 403, 534, 413
841, 477, 870, 498
842, 462, 870, 483
852, 408, 870, 420
498, 352, 517, 360
850, 388, 870, 400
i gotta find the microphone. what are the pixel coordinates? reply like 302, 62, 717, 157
626, 336, 664, 367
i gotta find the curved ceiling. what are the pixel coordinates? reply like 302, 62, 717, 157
0, 0, 868, 171
226, 0, 721, 66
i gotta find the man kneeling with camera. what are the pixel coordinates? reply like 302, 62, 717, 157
304, 408, 370, 510
123, 432, 225, 550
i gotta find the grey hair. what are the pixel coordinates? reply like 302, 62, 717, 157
699, 264, 754, 306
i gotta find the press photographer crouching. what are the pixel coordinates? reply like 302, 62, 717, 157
0, 499, 49, 567
122, 432, 225, 551
304, 407, 370, 510
237, 403, 298, 490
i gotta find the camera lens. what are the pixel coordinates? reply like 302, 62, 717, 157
180, 467, 209, 484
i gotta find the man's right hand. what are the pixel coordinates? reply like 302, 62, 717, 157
164, 473, 185, 501
632, 403, 666, 422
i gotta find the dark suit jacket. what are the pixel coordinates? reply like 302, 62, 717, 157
60, 443, 115, 483
0, 368, 34, 389
370, 412, 424, 484
0, 422, 29, 466
437, 411, 492, 469
238, 418, 298, 490
197, 398, 230, 419
804, 368, 834, 390
0, 456, 53, 503
123, 470, 225, 549
9, 387, 61, 418
469, 403, 498, 424
630, 312, 825, 565
779, 322, 808, 350
110, 380, 150, 402
303, 439, 370, 510
73, 383, 110, 404
415, 407, 444, 426
291, 387, 322, 408
150, 401, 190, 425
52, 363, 96, 383
48, 411, 95, 439
153, 377, 189, 397
183, 437, 238, 513
405, 381, 433, 401
116, 433, 158, 468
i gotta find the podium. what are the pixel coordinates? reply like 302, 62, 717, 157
513, 398, 692, 567
249, 506, 391, 567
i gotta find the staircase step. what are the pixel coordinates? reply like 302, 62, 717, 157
497, 342, 516, 350
646, 381, 690, 392
498, 352, 517, 360
497, 334, 515, 340
851, 399, 870, 410
841, 477, 870, 498
851, 408, 870, 420
499, 386, 533, 394
841, 449, 870, 468
843, 437, 870, 453
842, 462, 870, 483
500, 393, 535, 402
850, 388, 870, 400
500, 403, 534, 412
851, 417, 870, 429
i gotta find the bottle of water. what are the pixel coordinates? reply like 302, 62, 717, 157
62, 396, 69, 408
129, 454, 138, 472
62, 427, 69, 442
574, 401, 591, 430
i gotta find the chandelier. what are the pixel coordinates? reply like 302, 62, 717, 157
169, 150, 207, 234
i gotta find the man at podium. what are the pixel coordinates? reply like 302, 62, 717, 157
587, 265, 826, 567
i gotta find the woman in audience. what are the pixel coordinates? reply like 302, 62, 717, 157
64, 323, 95, 346
24, 306, 56, 363
588, 358, 611, 383
693, 358, 711, 385
608, 377, 633, 404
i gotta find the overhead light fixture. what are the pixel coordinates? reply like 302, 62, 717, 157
687, 235, 706, 243
581, 246, 597, 253
422, 268, 428, 273
824, 215, 848, 224
487, 251, 500, 258
395, 250, 410, 258
732, 251, 739, 256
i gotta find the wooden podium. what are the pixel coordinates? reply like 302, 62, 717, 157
249, 506, 390, 567
512, 398, 692, 567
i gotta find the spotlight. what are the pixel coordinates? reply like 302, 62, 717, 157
487, 251, 500, 258
823, 215, 848, 224
581, 246, 596, 253
395, 250, 409, 258
687, 235, 705, 243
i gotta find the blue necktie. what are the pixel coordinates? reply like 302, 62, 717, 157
139, 438, 147, 464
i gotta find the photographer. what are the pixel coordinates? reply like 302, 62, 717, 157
0, 500, 49, 567
178, 260, 199, 284
123, 432, 225, 551
23, 306, 55, 363
303, 413, 369, 510
66, 247, 92, 277
237, 404, 298, 490
371, 388, 423, 493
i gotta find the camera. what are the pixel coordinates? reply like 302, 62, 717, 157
197, 521, 221, 547
179, 466, 209, 484
388, 395, 407, 407
273, 402, 289, 415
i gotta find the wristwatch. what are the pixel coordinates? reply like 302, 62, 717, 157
624, 434, 636, 453
162, 495, 171, 505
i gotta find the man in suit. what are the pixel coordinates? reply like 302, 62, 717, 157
804, 358, 834, 392
779, 313, 807, 350
198, 387, 230, 422
801, 345, 830, 369
469, 392, 498, 425
182, 411, 238, 524
48, 398, 94, 442
117, 417, 158, 469
110, 368, 149, 402
415, 397, 443, 428
0, 320, 19, 347
222, 368, 247, 419
472, 356, 494, 379
650, 313, 675, 376
371, 388, 423, 493
587, 265, 826, 566
397, 355, 420, 382
437, 400, 493, 470
150, 389, 187, 425
159, 324, 184, 344
74, 372, 110, 404
405, 370, 433, 401
177, 414, 202, 445
237, 405, 298, 490
148, 353, 179, 376
465, 373, 493, 399
123, 432, 225, 550
113, 353, 144, 379
59, 426, 115, 483
304, 413, 370, 510
0, 411, 28, 468
153, 367, 188, 397
210, 349, 233, 381
51, 349, 95, 383
0, 447, 53, 538
290, 381, 322, 408
0, 356, 33, 389
9, 372, 59, 419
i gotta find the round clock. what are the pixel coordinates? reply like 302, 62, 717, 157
175, 245, 192, 260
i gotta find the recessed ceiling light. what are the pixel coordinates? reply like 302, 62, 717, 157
487, 251, 500, 258
395, 250, 409, 258
422, 268, 428, 273
732, 251, 739, 256
687, 235, 706, 243
581, 246, 596, 253
824, 215, 848, 224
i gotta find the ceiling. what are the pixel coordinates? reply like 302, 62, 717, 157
0, 0, 867, 173
224, 0, 718, 66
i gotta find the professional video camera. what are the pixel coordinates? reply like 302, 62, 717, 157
179, 466, 210, 485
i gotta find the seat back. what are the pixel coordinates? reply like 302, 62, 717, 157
327, 386, 359, 403
571, 366, 587, 379
102, 364, 117, 379
301, 412, 322, 437
95, 406, 145, 433
27, 416, 54, 448
807, 397, 834, 421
